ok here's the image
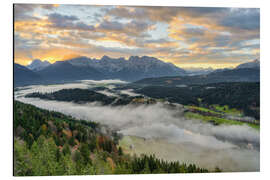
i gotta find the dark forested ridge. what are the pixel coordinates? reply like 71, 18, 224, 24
135, 82, 260, 119
26, 88, 117, 105
14, 101, 211, 176
25, 88, 147, 106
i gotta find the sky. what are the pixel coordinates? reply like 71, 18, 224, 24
14, 4, 260, 69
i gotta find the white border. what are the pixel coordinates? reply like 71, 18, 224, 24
1, 0, 270, 179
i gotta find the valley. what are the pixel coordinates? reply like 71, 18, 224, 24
14, 78, 260, 172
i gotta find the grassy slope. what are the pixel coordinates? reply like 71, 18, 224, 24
184, 112, 259, 130
212, 105, 243, 116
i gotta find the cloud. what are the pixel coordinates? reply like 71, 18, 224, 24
48, 13, 95, 31
220, 8, 260, 31
105, 6, 147, 21
80, 79, 127, 84
183, 26, 206, 36
49, 13, 79, 22
14, 4, 58, 21
106, 6, 222, 23
95, 19, 154, 39
119, 89, 141, 97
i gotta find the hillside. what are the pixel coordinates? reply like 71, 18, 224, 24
14, 101, 211, 176
134, 82, 260, 119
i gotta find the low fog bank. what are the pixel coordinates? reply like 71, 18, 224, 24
119, 89, 141, 97
80, 79, 127, 85
15, 83, 90, 95
96, 90, 120, 97
14, 83, 260, 172
120, 136, 259, 172
15, 79, 128, 97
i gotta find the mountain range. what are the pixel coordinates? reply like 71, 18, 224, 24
134, 68, 260, 86
14, 56, 260, 87
67, 56, 187, 80
15, 56, 187, 86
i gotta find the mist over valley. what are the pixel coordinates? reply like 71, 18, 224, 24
14, 80, 260, 172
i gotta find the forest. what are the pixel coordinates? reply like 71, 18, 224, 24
25, 88, 117, 105
135, 82, 260, 119
14, 101, 213, 176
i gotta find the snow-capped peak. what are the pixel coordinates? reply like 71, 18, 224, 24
27, 59, 51, 71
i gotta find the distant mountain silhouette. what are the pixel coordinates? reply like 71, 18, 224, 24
134, 68, 260, 86
14, 63, 43, 87
21, 55, 187, 85
14, 56, 260, 87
